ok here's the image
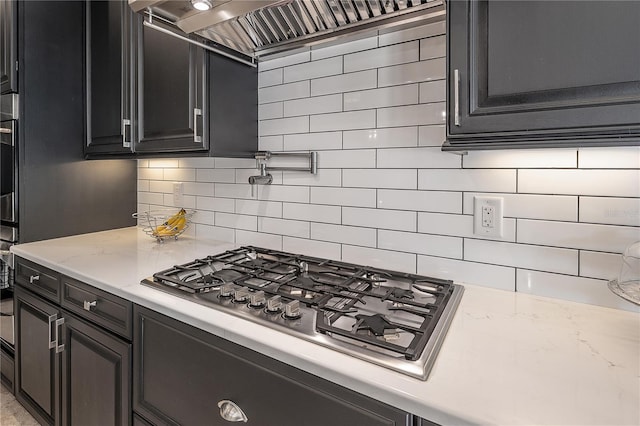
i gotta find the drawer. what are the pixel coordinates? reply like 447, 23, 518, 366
14, 257, 61, 303
61, 276, 132, 340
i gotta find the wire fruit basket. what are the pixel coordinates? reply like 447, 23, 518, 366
133, 208, 196, 242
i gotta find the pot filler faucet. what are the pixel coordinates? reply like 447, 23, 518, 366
249, 151, 317, 196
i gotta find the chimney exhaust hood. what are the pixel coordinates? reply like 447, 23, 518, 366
129, 0, 445, 64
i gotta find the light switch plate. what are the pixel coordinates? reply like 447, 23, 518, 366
173, 182, 184, 206
473, 196, 504, 237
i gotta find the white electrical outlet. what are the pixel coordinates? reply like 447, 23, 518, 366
474, 196, 504, 237
173, 182, 184, 206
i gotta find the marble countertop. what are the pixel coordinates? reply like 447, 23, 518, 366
11, 227, 640, 425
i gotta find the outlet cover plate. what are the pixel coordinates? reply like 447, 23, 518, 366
173, 182, 184, 206
473, 196, 504, 237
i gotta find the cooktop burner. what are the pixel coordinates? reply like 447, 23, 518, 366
141, 246, 464, 380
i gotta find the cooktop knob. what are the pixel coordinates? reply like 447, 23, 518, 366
249, 290, 266, 308
219, 283, 234, 298
284, 300, 301, 319
233, 287, 250, 303
265, 295, 282, 313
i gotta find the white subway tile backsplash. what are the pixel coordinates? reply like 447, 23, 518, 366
317, 149, 376, 169
149, 180, 172, 193
259, 102, 284, 120
259, 80, 310, 104
282, 169, 342, 187
214, 158, 256, 169
282, 202, 341, 224
235, 199, 283, 218
183, 182, 215, 197
343, 84, 418, 111
518, 169, 640, 197
517, 219, 639, 253
463, 149, 577, 168
258, 51, 310, 72
215, 183, 253, 200
259, 116, 309, 136
343, 127, 418, 149
580, 251, 621, 280
138, 180, 149, 192
418, 125, 446, 147
417, 256, 516, 291
194, 224, 235, 243
343, 169, 417, 189
377, 189, 461, 214
196, 196, 235, 213
578, 147, 640, 169
377, 103, 446, 127
258, 68, 283, 88
462, 193, 578, 221
344, 41, 419, 73
377, 147, 461, 169
283, 56, 343, 83
378, 57, 446, 87
196, 169, 235, 183
148, 159, 179, 168
343, 207, 417, 232
163, 168, 195, 182
284, 132, 342, 151
310, 187, 377, 208
516, 269, 638, 312
178, 158, 216, 168
311, 223, 376, 247
138, 192, 166, 205
258, 185, 309, 203
378, 21, 445, 46
236, 230, 283, 250
419, 169, 517, 192
310, 110, 376, 132
378, 229, 462, 259
192, 209, 214, 225
258, 217, 309, 238
465, 239, 578, 275
138, 168, 163, 180
283, 237, 341, 261
311, 70, 377, 96
418, 80, 446, 104
259, 136, 284, 151
343, 245, 416, 274
311, 36, 378, 61
417, 212, 516, 242
419, 35, 446, 60
163, 194, 196, 209
283, 94, 343, 117
215, 212, 257, 231
579, 197, 640, 226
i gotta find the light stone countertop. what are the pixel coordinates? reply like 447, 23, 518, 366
11, 227, 640, 425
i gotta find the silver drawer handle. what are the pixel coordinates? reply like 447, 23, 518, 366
29, 274, 40, 284
217, 400, 248, 422
83, 300, 97, 311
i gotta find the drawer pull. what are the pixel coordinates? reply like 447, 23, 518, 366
48, 314, 57, 349
55, 318, 65, 353
217, 400, 248, 422
83, 300, 97, 311
29, 274, 40, 284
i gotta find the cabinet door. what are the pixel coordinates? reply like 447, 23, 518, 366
446, 0, 640, 150
60, 312, 131, 426
134, 306, 409, 426
85, 0, 135, 155
14, 287, 61, 426
0, 0, 18, 94
135, 23, 207, 153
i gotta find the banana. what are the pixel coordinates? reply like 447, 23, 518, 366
153, 208, 187, 237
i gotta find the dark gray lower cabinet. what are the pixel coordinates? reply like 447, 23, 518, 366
15, 284, 131, 426
133, 305, 412, 426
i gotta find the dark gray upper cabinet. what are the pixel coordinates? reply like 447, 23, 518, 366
0, 0, 18, 94
135, 22, 208, 154
445, 0, 640, 150
85, 0, 135, 155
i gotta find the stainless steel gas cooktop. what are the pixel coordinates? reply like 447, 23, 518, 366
141, 246, 464, 380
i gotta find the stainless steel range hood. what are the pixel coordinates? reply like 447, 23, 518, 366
129, 0, 445, 61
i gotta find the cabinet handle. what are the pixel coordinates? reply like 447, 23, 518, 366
122, 118, 132, 148
29, 274, 40, 284
83, 300, 97, 311
453, 69, 460, 126
217, 400, 248, 423
194, 108, 202, 143
55, 318, 65, 353
48, 314, 57, 349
